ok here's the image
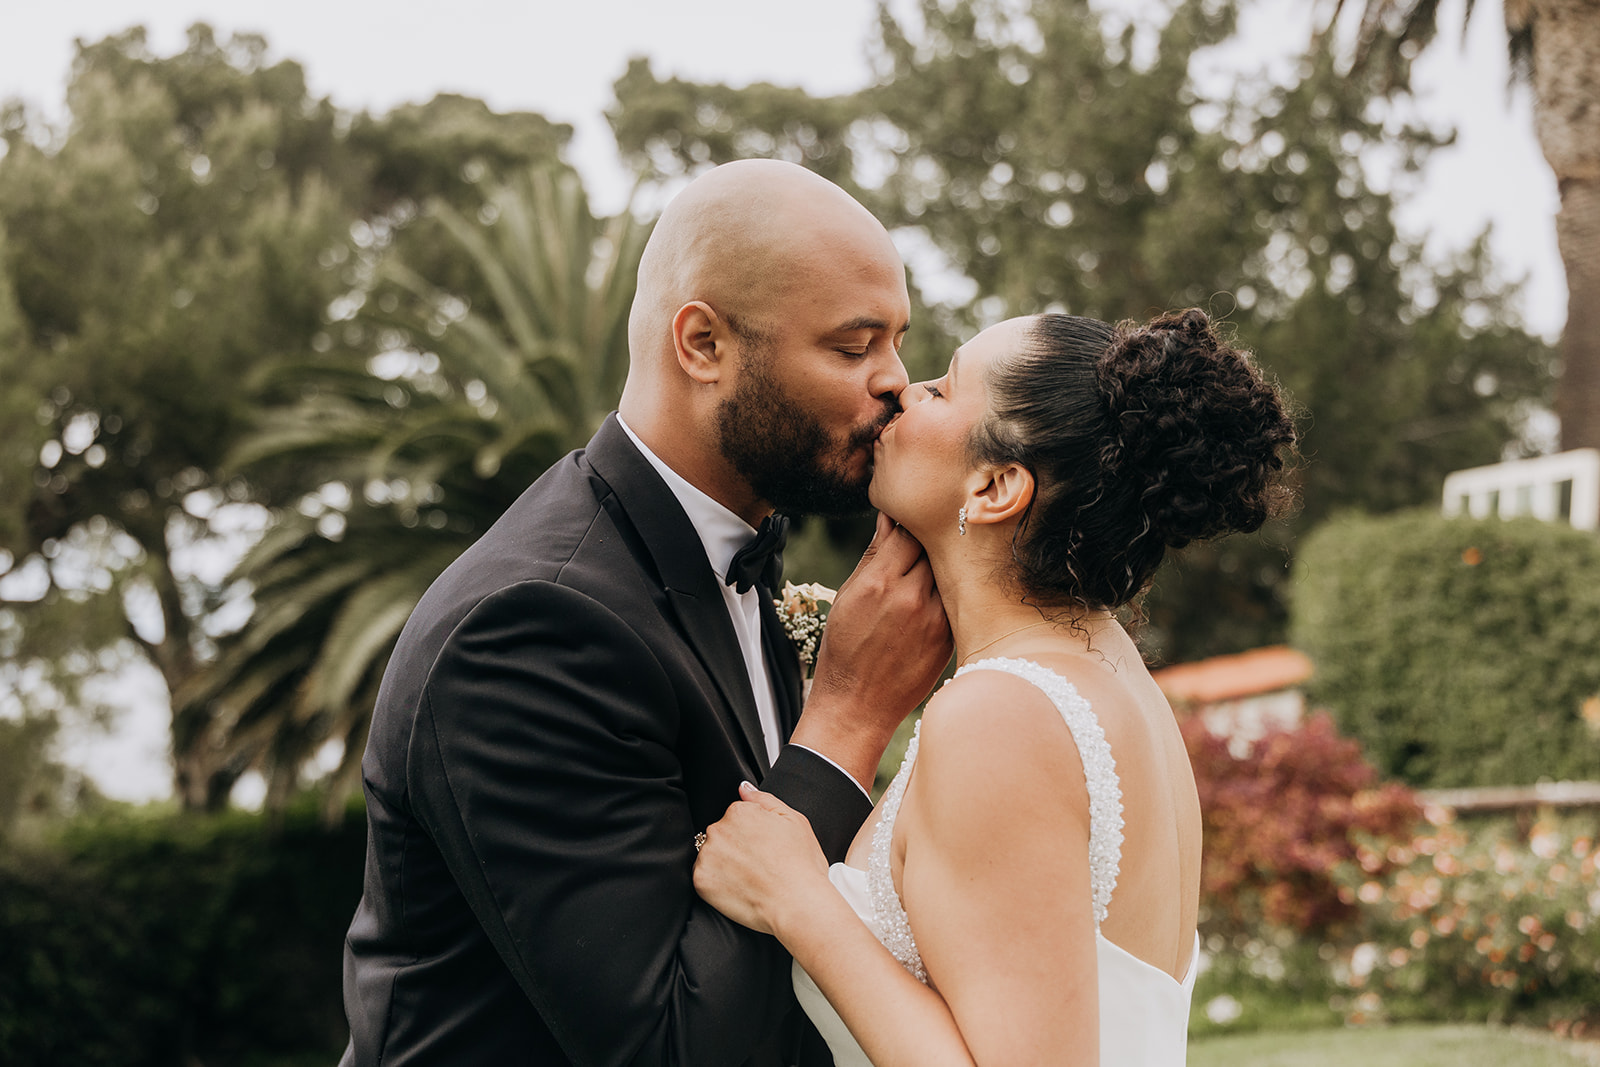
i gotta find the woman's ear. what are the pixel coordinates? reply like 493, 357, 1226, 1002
673, 301, 728, 384
965, 463, 1034, 527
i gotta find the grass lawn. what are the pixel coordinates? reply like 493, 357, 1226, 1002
1190, 1024, 1600, 1067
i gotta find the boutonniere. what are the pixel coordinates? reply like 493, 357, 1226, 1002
775, 581, 836, 692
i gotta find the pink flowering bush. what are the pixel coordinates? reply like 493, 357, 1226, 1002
1183, 711, 1600, 1037
1185, 711, 1422, 938
1334, 810, 1600, 1034
1180, 708, 1600, 1036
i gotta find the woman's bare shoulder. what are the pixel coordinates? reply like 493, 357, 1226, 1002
912, 668, 1092, 825
921, 667, 1073, 751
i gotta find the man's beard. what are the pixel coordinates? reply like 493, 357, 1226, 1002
716, 351, 894, 518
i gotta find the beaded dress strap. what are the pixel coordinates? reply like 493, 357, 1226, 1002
953, 657, 1125, 927
866, 719, 928, 982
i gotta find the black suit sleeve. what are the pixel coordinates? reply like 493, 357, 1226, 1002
764, 746, 871, 863
406, 580, 847, 1067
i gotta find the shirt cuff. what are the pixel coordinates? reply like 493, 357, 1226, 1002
789, 743, 873, 802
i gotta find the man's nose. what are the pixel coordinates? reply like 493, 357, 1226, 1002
870, 346, 910, 401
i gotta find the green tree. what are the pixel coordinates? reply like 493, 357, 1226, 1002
0, 714, 68, 839
0, 221, 34, 549
1330, 0, 1600, 456
607, 0, 1555, 659
0, 26, 354, 806
346, 92, 576, 317
348, 92, 571, 213
0, 26, 570, 808
193, 167, 652, 813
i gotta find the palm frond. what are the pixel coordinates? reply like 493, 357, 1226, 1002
196, 164, 654, 811
306, 547, 455, 714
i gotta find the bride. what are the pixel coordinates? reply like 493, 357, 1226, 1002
693, 308, 1295, 1066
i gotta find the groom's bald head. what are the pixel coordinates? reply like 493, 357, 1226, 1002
625, 159, 893, 367
619, 159, 909, 523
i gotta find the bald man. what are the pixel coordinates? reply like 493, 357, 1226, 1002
340, 161, 953, 1067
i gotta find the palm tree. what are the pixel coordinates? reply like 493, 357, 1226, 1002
1328, 0, 1600, 453
177, 166, 652, 815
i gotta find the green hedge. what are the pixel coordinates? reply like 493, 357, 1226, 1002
0, 800, 365, 1067
1291, 510, 1600, 788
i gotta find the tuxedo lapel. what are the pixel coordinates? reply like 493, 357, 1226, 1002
669, 587, 770, 773
759, 593, 804, 736
582, 415, 770, 773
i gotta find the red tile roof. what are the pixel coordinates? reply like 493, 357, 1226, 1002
1150, 645, 1313, 705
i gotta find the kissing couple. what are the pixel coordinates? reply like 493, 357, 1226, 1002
340, 159, 1295, 1066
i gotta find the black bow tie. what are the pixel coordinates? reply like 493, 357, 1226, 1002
725, 513, 790, 595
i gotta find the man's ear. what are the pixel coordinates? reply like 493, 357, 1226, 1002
673, 301, 728, 384
965, 463, 1035, 527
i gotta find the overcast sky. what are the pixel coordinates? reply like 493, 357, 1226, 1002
0, 0, 1569, 800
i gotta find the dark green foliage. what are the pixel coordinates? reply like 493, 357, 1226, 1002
0, 715, 66, 834
1140, 526, 1299, 665
347, 92, 572, 214
608, 58, 860, 190
0, 800, 364, 1066
1292, 511, 1600, 787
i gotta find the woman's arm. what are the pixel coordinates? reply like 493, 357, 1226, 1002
693, 783, 978, 1067
694, 670, 1102, 1067
900, 670, 1101, 1066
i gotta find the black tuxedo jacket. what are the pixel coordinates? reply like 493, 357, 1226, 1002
341, 414, 871, 1066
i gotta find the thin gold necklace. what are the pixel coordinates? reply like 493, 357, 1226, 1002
959, 620, 1056, 666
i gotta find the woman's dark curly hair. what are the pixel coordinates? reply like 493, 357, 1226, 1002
967, 308, 1296, 612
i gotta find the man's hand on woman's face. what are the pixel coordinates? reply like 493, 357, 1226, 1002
791, 513, 953, 788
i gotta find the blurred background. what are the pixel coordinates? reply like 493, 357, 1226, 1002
1, 1, 1597, 1064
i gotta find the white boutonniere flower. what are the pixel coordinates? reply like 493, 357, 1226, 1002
775, 581, 836, 677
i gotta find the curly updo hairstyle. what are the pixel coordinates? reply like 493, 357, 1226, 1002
967, 308, 1296, 612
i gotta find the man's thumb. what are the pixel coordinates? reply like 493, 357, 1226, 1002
862, 511, 893, 557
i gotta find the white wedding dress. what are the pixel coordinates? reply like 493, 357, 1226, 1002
793, 657, 1199, 1066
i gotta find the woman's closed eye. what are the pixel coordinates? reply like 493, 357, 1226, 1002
923, 383, 944, 398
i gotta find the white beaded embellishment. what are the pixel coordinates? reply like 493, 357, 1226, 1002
958, 658, 1124, 927
867, 718, 928, 983
865, 658, 1126, 982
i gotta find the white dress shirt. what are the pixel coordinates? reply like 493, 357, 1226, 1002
614, 417, 870, 798
617, 415, 784, 765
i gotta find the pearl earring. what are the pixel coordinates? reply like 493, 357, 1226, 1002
958, 506, 967, 536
